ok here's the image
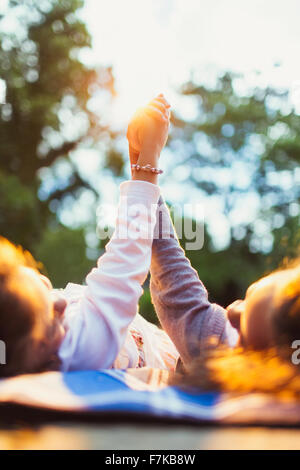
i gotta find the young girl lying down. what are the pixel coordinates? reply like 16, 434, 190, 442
0, 94, 179, 378
150, 177, 300, 394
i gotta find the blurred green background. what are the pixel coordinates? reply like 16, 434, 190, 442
1, 0, 300, 324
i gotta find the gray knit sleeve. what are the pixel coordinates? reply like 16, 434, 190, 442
150, 198, 236, 368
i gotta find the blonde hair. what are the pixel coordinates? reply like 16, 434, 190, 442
0, 237, 42, 377
174, 346, 300, 398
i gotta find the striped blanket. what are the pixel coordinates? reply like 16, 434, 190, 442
0, 368, 299, 425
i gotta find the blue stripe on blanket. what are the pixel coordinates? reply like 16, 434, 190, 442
63, 370, 218, 416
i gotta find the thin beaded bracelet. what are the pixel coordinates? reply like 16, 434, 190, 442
131, 163, 163, 175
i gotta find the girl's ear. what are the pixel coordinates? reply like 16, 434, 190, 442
226, 300, 245, 331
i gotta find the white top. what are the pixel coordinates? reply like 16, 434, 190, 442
58, 180, 160, 371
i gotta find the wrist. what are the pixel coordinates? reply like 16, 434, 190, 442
131, 162, 158, 184
130, 146, 160, 184
132, 171, 158, 184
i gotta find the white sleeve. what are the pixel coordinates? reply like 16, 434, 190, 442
59, 180, 160, 371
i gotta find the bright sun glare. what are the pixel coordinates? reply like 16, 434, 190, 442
79, 0, 198, 126
80, 0, 300, 127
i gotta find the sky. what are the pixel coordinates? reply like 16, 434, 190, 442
80, 0, 300, 125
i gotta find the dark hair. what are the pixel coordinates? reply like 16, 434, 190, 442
0, 237, 40, 377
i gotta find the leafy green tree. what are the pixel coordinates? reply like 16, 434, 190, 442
35, 225, 95, 286
169, 73, 300, 252
0, 0, 116, 286
0, 170, 38, 247
0, 0, 114, 251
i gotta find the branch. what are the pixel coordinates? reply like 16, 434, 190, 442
43, 138, 83, 166
45, 171, 97, 203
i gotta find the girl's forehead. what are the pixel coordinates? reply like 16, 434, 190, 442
243, 269, 297, 349
20, 267, 52, 290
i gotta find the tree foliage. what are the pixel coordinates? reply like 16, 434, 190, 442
0, 0, 113, 251
169, 73, 300, 252
35, 225, 95, 287
0, 0, 115, 286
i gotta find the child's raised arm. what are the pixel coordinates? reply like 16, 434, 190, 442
58, 95, 170, 371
